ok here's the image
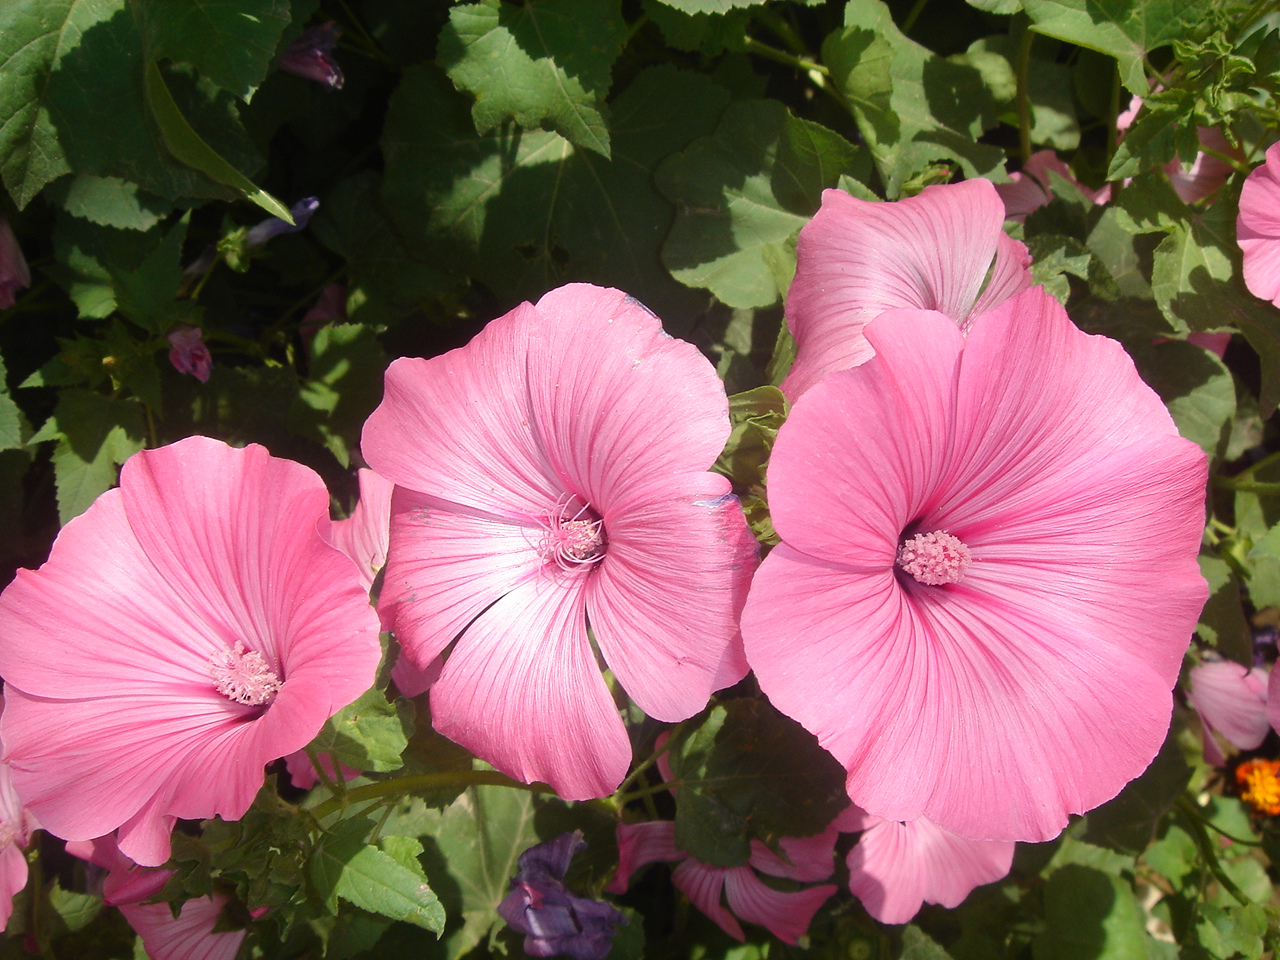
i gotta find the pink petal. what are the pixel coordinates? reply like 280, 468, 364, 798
744, 291, 1208, 842
326, 468, 394, 591
1166, 128, 1239, 205
1188, 660, 1270, 752
846, 814, 1014, 924
723, 869, 836, 945
671, 860, 743, 941
1239, 143, 1280, 307
283, 750, 360, 790
781, 181, 1032, 399
587, 481, 754, 721
747, 830, 837, 883
0, 438, 381, 865
0, 847, 25, 930
428, 572, 631, 800
121, 893, 247, 960
1267, 667, 1280, 738
607, 820, 685, 893
390, 651, 441, 698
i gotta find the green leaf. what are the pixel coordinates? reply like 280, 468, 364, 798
1033, 864, 1147, 960
823, 0, 1008, 194
657, 100, 862, 309
133, 0, 291, 100
112, 215, 187, 334
381, 63, 728, 328
312, 819, 445, 933
143, 59, 291, 220
0, 353, 24, 451
644, 0, 751, 54
1023, 0, 1214, 96
1246, 522, 1280, 609
1142, 823, 1197, 887
973, 32, 1078, 150
45, 175, 172, 231
311, 687, 412, 774
1128, 338, 1235, 460
1196, 902, 1268, 960
1082, 729, 1190, 854
1196, 553, 1251, 663
46, 881, 102, 935
653, 0, 766, 12
289, 323, 387, 468
901, 925, 956, 959
437, 0, 627, 157
668, 698, 849, 867
31, 389, 145, 523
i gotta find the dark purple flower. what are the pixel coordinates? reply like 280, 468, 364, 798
0, 217, 31, 310
167, 326, 212, 382
499, 832, 623, 960
245, 197, 320, 248
277, 22, 344, 89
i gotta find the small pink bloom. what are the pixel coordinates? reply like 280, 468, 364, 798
1119, 97, 1239, 205
0, 437, 382, 865
0, 700, 36, 931
1238, 142, 1280, 308
167, 326, 212, 382
838, 808, 1013, 924
277, 23, 344, 89
0, 217, 30, 310
608, 821, 837, 944
67, 835, 249, 960
781, 181, 1033, 400
994, 150, 1111, 222
362, 283, 756, 800
282, 750, 359, 791
1188, 660, 1270, 765
742, 288, 1209, 842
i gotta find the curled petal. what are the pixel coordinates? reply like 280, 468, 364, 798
672, 860, 743, 942
608, 820, 684, 893
1189, 660, 1270, 753
724, 868, 836, 945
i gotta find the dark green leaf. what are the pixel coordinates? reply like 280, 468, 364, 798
1032, 864, 1147, 960
1196, 553, 1251, 663
901, 925, 956, 959
652, 0, 766, 12
1082, 730, 1191, 854
437, 0, 626, 157
133, 0, 291, 100
1128, 338, 1234, 459
0, 354, 23, 452
668, 698, 849, 867
644, 0, 750, 54
45, 175, 172, 231
289, 323, 387, 468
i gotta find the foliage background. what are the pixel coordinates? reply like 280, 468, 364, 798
2, 0, 1280, 957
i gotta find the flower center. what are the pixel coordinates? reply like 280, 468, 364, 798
1237, 759, 1280, 816
896, 530, 972, 586
539, 497, 606, 571
209, 641, 281, 706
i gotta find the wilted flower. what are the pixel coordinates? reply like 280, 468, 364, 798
1188, 659, 1270, 766
0, 217, 30, 310
499, 832, 623, 960
166, 326, 212, 382
277, 22, 344, 89
780, 180, 1032, 400
838, 807, 1013, 924
0, 437, 383, 865
1238, 142, 1280, 308
607, 820, 837, 944
362, 283, 756, 799
742, 288, 1208, 842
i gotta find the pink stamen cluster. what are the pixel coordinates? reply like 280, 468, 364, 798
209, 642, 282, 707
539, 498, 606, 571
896, 531, 972, 586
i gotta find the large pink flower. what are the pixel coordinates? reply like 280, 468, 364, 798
0, 437, 382, 865
780, 180, 1032, 400
838, 808, 1013, 924
607, 820, 837, 944
1238, 142, 1280, 308
362, 283, 756, 800
743, 288, 1208, 842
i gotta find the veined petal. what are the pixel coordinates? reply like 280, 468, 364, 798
672, 860, 742, 942
378, 487, 544, 670
781, 181, 1030, 398
326, 468, 394, 591
429, 573, 630, 799
0, 846, 25, 931
361, 304, 562, 517
1238, 143, 1280, 307
121, 893, 247, 960
723, 869, 836, 945
607, 820, 685, 893
588, 480, 754, 720
846, 815, 1014, 925
1189, 661, 1271, 752
748, 830, 838, 882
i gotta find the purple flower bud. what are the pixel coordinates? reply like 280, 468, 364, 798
277, 22, 344, 89
0, 217, 31, 310
498, 832, 623, 960
245, 197, 320, 248
167, 326, 212, 382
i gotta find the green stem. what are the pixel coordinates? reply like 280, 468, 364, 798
900, 0, 931, 34
1175, 796, 1251, 906
1105, 66, 1122, 178
754, 7, 808, 57
310, 770, 549, 821
306, 744, 345, 798
1213, 478, 1280, 495
1234, 449, 1280, 480
614, 722, 683, 801
624, 11, 650, 45
741, 37, 829, 77
616, 779, 681, 807
1015, 23, 1035, 164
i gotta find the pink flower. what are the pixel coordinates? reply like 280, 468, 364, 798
325, 467, 394, 592
1119, 97, 1238, 206
0, 217, 30, 310
0, 700, 36, 931
838, 808, 1013, 924
0, 436, 383, 865
994, 150, 1111, 222
1238, 142, 1280, 308
607, 820, 837, 944
361, 283, 756, 800
742, 288, 1209, 843
1188, 659, 1270, 765
67, 835, 249, 960
780, 180, 1033, 400
283, 750, 359, 791
167, 326, 212, 382
277, 22, 344, 89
